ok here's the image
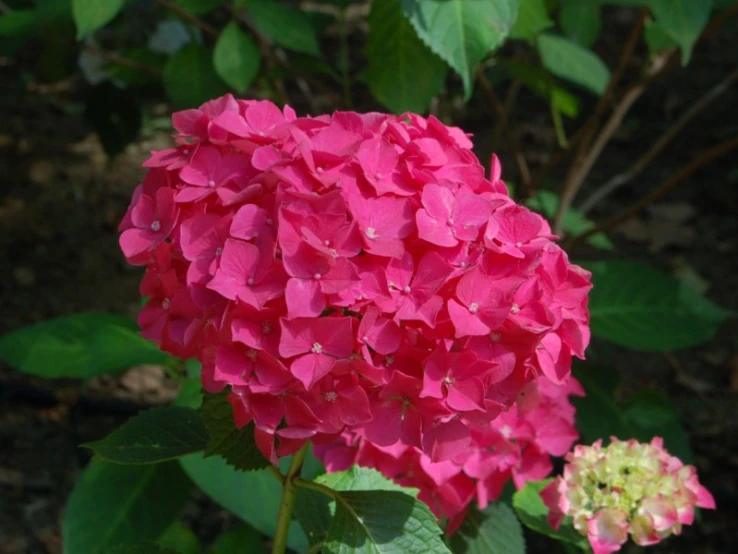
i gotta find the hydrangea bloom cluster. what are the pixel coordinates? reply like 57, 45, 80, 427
118, 94, 591, 471
541, 437, 716, 554
316, 376, 584, 531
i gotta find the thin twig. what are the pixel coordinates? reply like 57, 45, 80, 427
579, 67, 738, 215
551, 9, 650, 234
553, 82, 647, 233
80, 43, 162, 76
491, 78, 521, 147
156, 0, 219, 37
571, 135, 738, 246
477, 71, 531, 195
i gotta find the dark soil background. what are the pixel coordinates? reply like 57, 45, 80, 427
1, 10, 737, 554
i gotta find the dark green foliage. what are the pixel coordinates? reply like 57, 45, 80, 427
83, 406, 209, 464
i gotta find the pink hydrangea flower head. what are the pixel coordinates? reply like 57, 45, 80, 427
541, 437, 715, 554
119, 95, 592, 471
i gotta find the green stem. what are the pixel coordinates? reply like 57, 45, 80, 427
294, 477, 339, 499
271, 443, 310, 554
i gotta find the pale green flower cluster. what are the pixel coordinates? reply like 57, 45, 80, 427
542, 437, 715, 554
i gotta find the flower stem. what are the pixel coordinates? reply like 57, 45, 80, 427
271, 443, 310, 554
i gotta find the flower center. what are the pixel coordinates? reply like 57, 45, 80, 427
208, 180, 216, 187
150, 220, 161, 232
469, 302, 479, 313
311, 342, 323, 354
215, 247, 223, 256
262, 322, 272, 334
511, 303, 520, 314
365, 227, 378, 239
324, 391, 338, 402
246, 349, 258, 360
161, 298, 170, 309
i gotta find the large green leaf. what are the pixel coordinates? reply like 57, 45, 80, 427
587, 260, 733, 351
401, 0, 520, 97
365, 0, 447, 113
157, 523, 201, 554
537, 33, 610, 95
510, 0, 553, 41
245, 0, 320, 56
164, 44, 229, 109
103, 545, 179, 554
0, 10, 37, 37
512, 480, 588, 548
525, 189, 613, 249
179, 455, 309, 552
72, 0, 125, 39
200, 392, 269, 471
314, 467, 449, 554
0, 313, 171, 379
83, 407, 209, 464
209, 524, 266, 554
560, 0, 601, 47
574, 365, 694, 462
648, 0, 713, 64
505, 61, 580, 118
212, 22, 261, 94
63, 461, 191, 554
448, 502, 525, 554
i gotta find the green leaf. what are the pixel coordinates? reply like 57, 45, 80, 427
209, 524, 266, 554
179, 455, 309, 552
538, 33, 610, 95
212, 22, 261, 94
245, 0, 320, 56
525, 189, 613, 249
649, 0, 713, 64
0, 10, 37, 37
560, 0, 601, 47
573, 366, 695, 462
72, 0, 125, 39
200, 392, 269, 471
83, 406, 209, 464
295, 487, 333, 547
510, 0, 553, 41
313, 467, 449, 553
164, 43, 229, 109
448, 502, 525, 554
103, 544, 179, 554
36, 0, 73, 23
158, 523, 202, 554
323, 491, 450, 553
505, 61, 580, 117
623, 389, 694, 463
173, 0, 224, 15
401, 0, 520, 98
586, 260, 733, 350
365, 0, 447, 113
571, 365, 640, 444
63, 461, 192, 554
513, 479, 589, 552
84, 83, 142, 158
317, 466, 419, 496
512, 480, 589, 548
0, 313, 172, 379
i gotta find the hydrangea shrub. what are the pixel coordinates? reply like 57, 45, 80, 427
115, 95, 712, 552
